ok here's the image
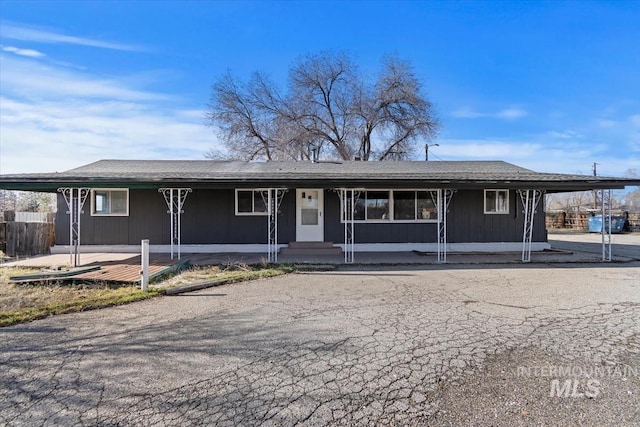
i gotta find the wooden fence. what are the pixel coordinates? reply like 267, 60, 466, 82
1, 211, 56, 257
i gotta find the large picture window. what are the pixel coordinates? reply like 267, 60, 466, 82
235, 189, 268, 215
346, 190, 438, 222
91, 189, 129, 216
484, 189, 509, 214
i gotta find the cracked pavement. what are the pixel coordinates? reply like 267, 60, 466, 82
1, 263, 639, 426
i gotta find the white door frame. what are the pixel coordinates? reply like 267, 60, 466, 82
296, 189, 324, 241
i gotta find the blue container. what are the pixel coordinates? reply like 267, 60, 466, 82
588, 215, 626, 233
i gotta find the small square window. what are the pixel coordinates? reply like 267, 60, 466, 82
91, 189, 129, 216
484, 190, 509, 214
235, 189, 269, 215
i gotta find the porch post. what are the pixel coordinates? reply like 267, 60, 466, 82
58, 187, 90, 267
159, 188, 192, 260
600, 189, 612, 262
141, 239, 149, 291
433, 189, 454, 263
334, 188, 359, 263
342, 189, 359, 263
262, 189, 287, 263
518, 189, 543, 262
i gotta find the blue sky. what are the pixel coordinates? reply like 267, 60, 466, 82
1, 0, 639, 177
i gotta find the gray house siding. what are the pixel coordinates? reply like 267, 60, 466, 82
447, 190, 545, 243
56, 189, 296, 246
324, 189, 545, 244
56, 188, 545, 246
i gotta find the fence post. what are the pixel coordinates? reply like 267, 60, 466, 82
141, 239, 149, 291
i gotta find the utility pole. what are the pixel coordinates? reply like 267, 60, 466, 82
425, 143, 439, 161
593, 162, 598, 210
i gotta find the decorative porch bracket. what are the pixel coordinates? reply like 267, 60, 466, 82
431, 189, 455, 263
159, 188, 192, 260
260, 189, 288, 263
58, 188, 90, 267
335, 189, 361, 263
518, 189, 544, 263
599, 189, 612, 262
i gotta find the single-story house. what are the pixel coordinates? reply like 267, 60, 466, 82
1, 159, 638, 263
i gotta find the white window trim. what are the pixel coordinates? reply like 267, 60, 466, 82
90, 188, 129, 217
484, 189, 510, 215
235, 189, 270, 216
340, 189, 440, 223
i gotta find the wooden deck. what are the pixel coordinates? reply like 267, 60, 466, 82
67, 255, 189, 284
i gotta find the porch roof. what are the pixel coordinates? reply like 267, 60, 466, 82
1, 159, 638, 192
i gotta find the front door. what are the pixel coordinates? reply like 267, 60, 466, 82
296, 189, 324, 241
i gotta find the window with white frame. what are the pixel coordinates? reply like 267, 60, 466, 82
484, 189, 509, 214
345, 190, 438, 222
91, 189, 129, 216
235, 189, 268, 215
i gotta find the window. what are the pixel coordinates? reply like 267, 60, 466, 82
91, 189, 129, 216
393, 191, 416, 220
235, 189, 268, 215
484, 189, 509, 214
366, 191, 390, 220
344, 190, 439, 222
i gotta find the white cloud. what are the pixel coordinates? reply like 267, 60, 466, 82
496, 107, 527, 119
596, 119, 618, 128
450, 107, 484, 118
435, 138, 634, 177
1, 54, 165, 101
546, 130, 583, 139
0, 97, 223, 174
0, 22, 143, 52
451, 105, 528, 120
437, 139, 541, 160
0, 49, 222, 174
2, 45, 45, 58
629, 114, 640, 128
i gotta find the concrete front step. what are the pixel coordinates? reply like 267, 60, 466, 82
280, 241, 343, 256
286, 241, 336, 249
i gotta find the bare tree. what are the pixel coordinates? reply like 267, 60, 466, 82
206, 51, 439, 161
0, 190, 56, 213
361, 55, 439, 160
546, 191, 594, 212
206, 71, 288, 160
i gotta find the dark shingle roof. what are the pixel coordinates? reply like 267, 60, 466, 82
1, 159, 638, 192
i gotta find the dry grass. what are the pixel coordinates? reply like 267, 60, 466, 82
0, 266, 161, 326
0, 263, 291, 327
157, 263, 290, 288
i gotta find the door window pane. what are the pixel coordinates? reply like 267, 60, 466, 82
301, 208, 318, 225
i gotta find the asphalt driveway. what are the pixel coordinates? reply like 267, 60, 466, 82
1, 262, 639, 426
